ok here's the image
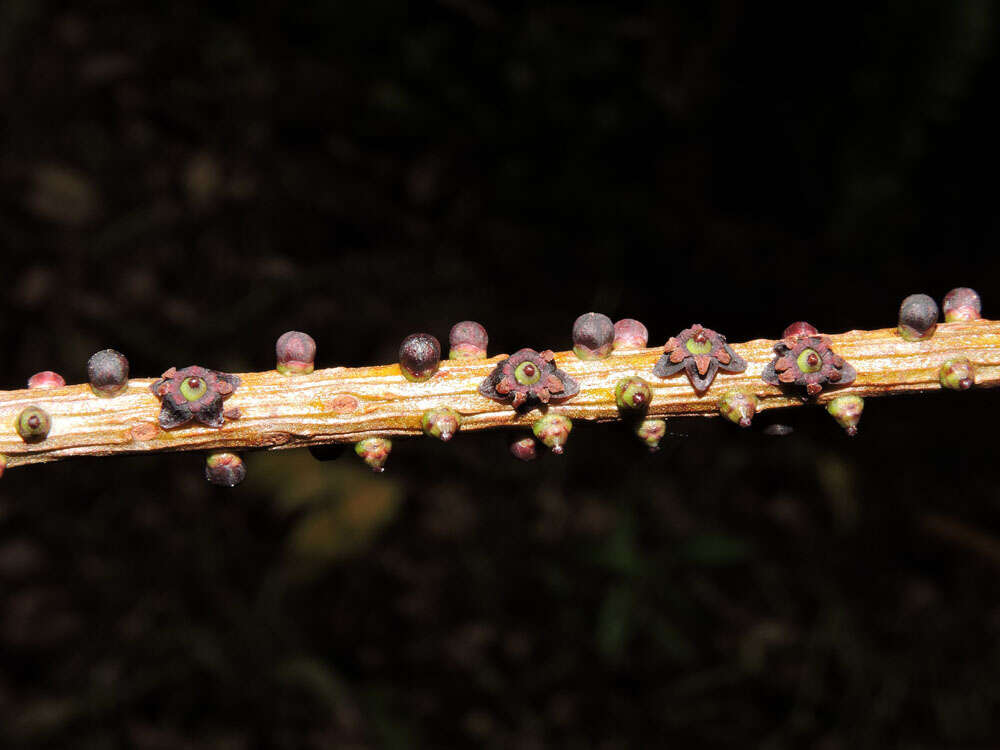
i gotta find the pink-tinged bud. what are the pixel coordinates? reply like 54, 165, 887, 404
532, 414, 572, 454
448, 321, 488, 360
87, 349, 129, 397
509, 435, 538, 461
939, 358, 974, 391
782, 321, 818, 339
276, 331, 316, 375
572, 312, 615, 360
719, 389, 759, 427
399, 333, 441, 381
942, 287, 981, 323
826, 395, 864, 436
897, 294, 938, 341
355, 437, 392, 472
204, 452, 247, 487
615, 376, 652, 411
636, 419, 666, 451
613, 318, 648, 351
27, 371, 65, 389
16, 406, 51, 443
421, 407, 461, 441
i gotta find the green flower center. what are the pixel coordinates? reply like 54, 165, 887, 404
180, 376, 208, 401
685, 333, 713, 355
796, 348, 822, 373
514, 361, 541, 386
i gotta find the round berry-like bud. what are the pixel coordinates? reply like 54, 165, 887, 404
719, 389, 759, 427
308, 444, 345, 462
613, 319, 648, 351
939, 357, 974, 391
276, 331, 316, 375
509, 435, 538, 462
636, 418, 666, 452
399, 333, 441, 382
532, 414, 572, 454
422, 407, 461, 441
942, 287, 981, 323
448, 321, 488, 360
614, 376, 652, 411
87, 349, 129, 397
782, 321, 818, 339
897, 294, 939, 341
204, 451, 247, 487
572, 312, 615, 360
15, 406, 51, 443
826, 395, 864, 436
27, 371, 65, 389
355, 437, 392, 472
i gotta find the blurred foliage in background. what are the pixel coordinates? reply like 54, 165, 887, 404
2, 1, 1000, 747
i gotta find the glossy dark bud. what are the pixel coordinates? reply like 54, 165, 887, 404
27, 371, 65, 389
276, 331, 316, 375
16, 406, 51, 442
509, 435, 538, 461
204, 452, 247, 487
87, 349, 129, 397
572, 312, 615, 360
613, 318, 648, 351
448, 321, 488, 360
898, 294, 938, 341
399, 333, 441, 382
942, 287, 981, 323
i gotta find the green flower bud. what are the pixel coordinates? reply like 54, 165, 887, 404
355, 437, 392, 472
826, 395, 864, 436
16, 406, 51, 443
636, 418, 666, 452
422, 407, 461, 441
615, 376, 652, 411
532, 414, 572, 454
719, 389, 758, 427
939, 358, 974, 391
204, 452, 247, 487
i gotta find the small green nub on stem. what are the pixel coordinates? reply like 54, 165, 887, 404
942, 287, 981, 323
204, 451, 247, 487
719, 389, 759, 427
422, 407, 462, 441
613, 318, 648, 350
509, 435, 538, 461
636, 419, 666, 452
16, 406, 51, 443
356, 437, 392, 472
27, 371, 65, 389
615, 376, 652, 411
897, 294, 938, 341
532, 414, 572, 454
826, 395, 864, 436
399, 333, 441, 381
87, 349, 129, 397
939, 358, 974, 391
448, 321, 488, 360
276, 331, 316, 375
572, 312, 615, 360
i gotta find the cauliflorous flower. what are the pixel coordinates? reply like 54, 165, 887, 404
479, 348, 579, 409
652, 324, 746, 393
150, 366, 241, 429
761, 333, 856, 397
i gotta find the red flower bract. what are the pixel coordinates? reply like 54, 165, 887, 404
652, 324, 746, 393
761, 333, 856, 397
479, 348, 579, 409
150, 366, 241, 429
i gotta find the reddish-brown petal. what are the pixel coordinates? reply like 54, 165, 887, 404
215, 381, 233, 395
540, 350, 555, 362
546, 375, 564, 392
716, 349, 731, 365
806, 382, 823, 397
778, 369, 798, 384
775, 356, 793, 371
495, 377, 512, 395
161, 367, 177, 379
827, 370, 841, 382
512, 391, 527, 408
536, 388, 551, 403
695, 355, 711, 376
669, 348, 686, 363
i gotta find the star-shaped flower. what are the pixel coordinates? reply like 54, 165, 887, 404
150, 366, 241, 429
652, 324, 746, 393
761, 331, 856, 397
479, 348, 579, 409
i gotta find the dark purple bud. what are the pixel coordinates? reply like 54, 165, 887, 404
422, 407, 461, 441
356, 437, 392, 472
613, 318, 648, 350
308, 444, 345, 462
572, 312, 615, 360
942, 287, 981, 323
399, 333, 441, 382
939, 358, 974, 391
898, 294, 939, 341
16, 406, 51, 442
509, 435, 538, 461
27, 371, 65, 389
87, 349, 129, 397
448, 321, 489, 360
782, 321, 818, 340
276, 331, 316, 375
204, 452, 247, 487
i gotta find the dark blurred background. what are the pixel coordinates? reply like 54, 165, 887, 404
2, 1, 1000, 747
